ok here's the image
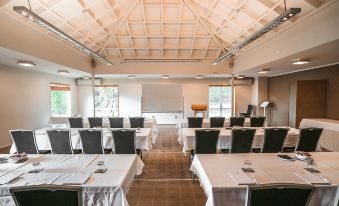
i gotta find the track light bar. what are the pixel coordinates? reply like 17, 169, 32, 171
13, 6, 113, 66
213, 8, 301, 65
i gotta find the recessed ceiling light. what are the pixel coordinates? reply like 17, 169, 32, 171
292, 58, 310, 65
57, 70, 69, 75
21, 11, 27, 16
258, 69, 271, 74
162, 75, 170, 79
195, 75, 204, 79
17, 60, 36, 67
236, 75, 245, 79
128, 75, 136, 79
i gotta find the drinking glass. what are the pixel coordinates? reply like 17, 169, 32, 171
97, 161, 106, 173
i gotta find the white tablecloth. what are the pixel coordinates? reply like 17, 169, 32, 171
10, 128, 153, 154
176, 118, 251, 131
0, 154, 144, 206
178, 127, 300, 152
300, 118, 339, 152
49, 117, 159, 144
190, 153, 339, 206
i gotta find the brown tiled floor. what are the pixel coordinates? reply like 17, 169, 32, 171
127, 125, 207, 206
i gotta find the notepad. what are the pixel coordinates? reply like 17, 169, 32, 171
294, 171, 331, 185
229, 172, 256, 185
0, 173, 23, 185
61, 173, 91, 185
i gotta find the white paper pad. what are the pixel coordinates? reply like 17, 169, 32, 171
59, 173, 91, 185
295, 171, 331, 185
21, 173, 62, 185
0, 172, 23, 185
229, 172, 256, 185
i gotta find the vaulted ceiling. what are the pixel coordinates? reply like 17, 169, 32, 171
0, 0, 331, 61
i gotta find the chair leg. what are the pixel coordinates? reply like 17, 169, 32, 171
192, 172, 195, 183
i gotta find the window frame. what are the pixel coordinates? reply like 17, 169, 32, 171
50, 83, 71, 117
208, 85, 232, 118
94, 85, 119, 117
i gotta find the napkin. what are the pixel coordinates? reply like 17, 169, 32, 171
58, 173, 91, 185
229, 172, 256, 185
294, 171, 331, 185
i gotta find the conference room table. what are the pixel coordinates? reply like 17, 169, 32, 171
10, 128, 153, 154
300, 118, 339, 152
0, 154, 144, 206
190, 153, 339, 206
49, 117, 159, 144
178, 127, 300, 153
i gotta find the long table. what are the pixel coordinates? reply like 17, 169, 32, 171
300, 118, 339, 152
10, 128, 153, 154
0, 154, 144, 206
190, 153, 339, 206
178, 127, 300, 153
49, 117, 159, 144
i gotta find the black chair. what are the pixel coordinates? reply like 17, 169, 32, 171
78, 129, 104, 154
295, 128, 323, 152
129, 117, 145, 128
10, 130, 38, 154
109, 117, 124, 128
250, 117, 266, 127
192, 129, 220, 182
88, 117, 103, 128
47, 130, 73, 154
111, 129, 136, 154
210, 117, 225, 128
239, 105, 254, 117
68, 118, 83, 128
261, 128, 289, 153
188, 117, 203, 128
230, 128, 256, 153
247, 184, 314, 206
230, 117, 245, 127
10, 185, 82, 206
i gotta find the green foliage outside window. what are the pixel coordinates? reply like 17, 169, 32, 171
51, 91, 70, 116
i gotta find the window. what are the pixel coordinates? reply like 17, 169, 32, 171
209, 86, 232, 117
51, 83, 71, 117
95, 85, 119, 117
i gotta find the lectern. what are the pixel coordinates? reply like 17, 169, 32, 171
191, 104, 208, 118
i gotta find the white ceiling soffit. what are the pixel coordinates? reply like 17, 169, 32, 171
0, 0, 332, 62
0, 47, 90, 77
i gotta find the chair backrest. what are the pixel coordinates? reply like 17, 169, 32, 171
68, 118, 83, 128
10, 185, 82, 206
88, 117, 103, 128
246, 105, 254, 115
188, 117, 203, 128
111, 129, 136, 154
47, 130, 73, 154
78, 129, 103, 154
108, 117, 124, 128
250, 117, 266, 127
230, 117, 245, 127
195, 129, 220, 154
230, 128, 256, 153
247, 184, 314, 206
129, 117, 145, 128
261, 128, 289, 153
210, 117, 225, 128
10, 130, 38, 154
295, 128, 323, 152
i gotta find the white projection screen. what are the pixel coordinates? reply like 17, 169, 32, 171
142, 84, 183, 112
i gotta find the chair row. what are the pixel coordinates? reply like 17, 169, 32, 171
188, 116, 266, 128
191, 127, 323, 157
68, 117, 145, 128
10, 129, 138, 155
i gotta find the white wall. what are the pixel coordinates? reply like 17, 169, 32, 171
0, 64, 77, 148
76, 78, 253, 122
